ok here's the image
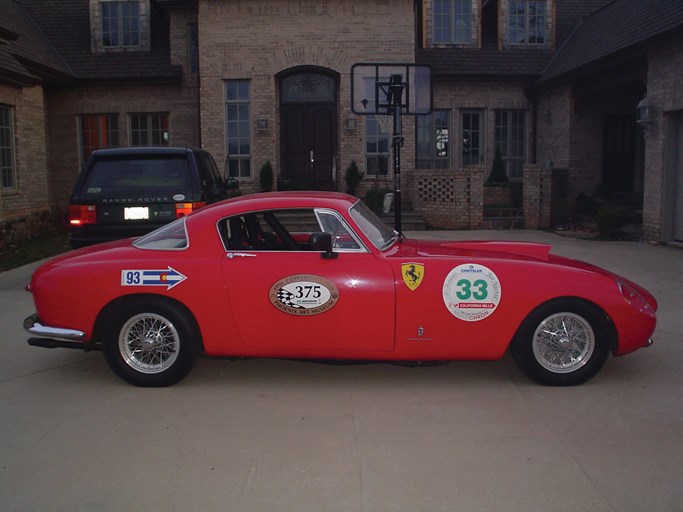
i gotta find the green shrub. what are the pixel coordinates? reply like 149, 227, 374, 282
596, 206, 629, 237
364, 187, 391, 213
486, 149, 508, 184
344, 160, 364, 195
259, 160, 274, 192
576, 193, 598, 216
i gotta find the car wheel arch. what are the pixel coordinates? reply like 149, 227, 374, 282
93, 294, 203, 350
511, 296, 617, 353
509, 296, 620, 386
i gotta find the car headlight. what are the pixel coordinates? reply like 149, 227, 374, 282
618, 280, 656, 317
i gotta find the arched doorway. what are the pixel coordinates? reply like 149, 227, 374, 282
279, 69, 338, 191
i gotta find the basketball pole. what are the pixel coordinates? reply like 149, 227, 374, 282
388, 74, 405, 235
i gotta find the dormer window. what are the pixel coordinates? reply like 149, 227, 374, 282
434, 0, 472, 45
428, 0, 479, 47
102, 1, 140, 47
91, 0, 149, 52
502, 0, 553, 48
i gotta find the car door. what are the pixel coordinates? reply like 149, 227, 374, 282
219, 209, 395, 354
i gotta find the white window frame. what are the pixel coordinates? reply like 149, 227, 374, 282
225, 80, 252, 179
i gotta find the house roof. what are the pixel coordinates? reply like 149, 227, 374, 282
539, 0, 683, 85
1, 0, 182, 86
0, 0, 74, 85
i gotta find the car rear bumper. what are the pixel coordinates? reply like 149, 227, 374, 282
24, 314, 100, 351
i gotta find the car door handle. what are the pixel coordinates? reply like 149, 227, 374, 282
227, 252, 257, 259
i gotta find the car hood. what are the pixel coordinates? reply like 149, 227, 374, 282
397, 238, 553, 261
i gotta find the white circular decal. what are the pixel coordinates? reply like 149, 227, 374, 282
269, 275, 339, 316
173, 194, 186, 201
443, 264, 502, 322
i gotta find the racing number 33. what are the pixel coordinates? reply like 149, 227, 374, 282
443, 264, 502, 322
455, 278, 488, 300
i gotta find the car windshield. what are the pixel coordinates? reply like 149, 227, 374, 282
349, 200, 398, 250
133, 218, 188, 250
83, 156, 192, 196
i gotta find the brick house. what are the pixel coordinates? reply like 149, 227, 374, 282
1, 0, 682, 247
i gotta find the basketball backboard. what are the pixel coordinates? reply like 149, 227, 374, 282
351, 63, 432, 115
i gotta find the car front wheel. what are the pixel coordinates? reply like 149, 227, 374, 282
103, 299, 199, 387
511, 298, 612, 386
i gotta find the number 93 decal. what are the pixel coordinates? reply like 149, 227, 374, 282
443, 264, 502, 322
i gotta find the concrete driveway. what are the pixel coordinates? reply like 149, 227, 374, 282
1, 231, 681, 512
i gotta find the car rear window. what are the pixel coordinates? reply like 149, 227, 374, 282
82, 156, 192, 196
133, 218, 188, 250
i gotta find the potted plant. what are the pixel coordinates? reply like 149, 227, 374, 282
344, 160, 364, 196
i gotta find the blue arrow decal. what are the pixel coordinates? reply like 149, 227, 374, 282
121, 267, 187, 290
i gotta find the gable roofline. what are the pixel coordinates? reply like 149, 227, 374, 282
16, 0, 183, 85
538, 0, 683, 88
0, 0, 76, 86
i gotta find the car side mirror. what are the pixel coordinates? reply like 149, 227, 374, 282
225, 178, 239, 190
310, 232, 337, 259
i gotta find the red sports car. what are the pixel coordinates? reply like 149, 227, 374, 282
24, 192, 657, 387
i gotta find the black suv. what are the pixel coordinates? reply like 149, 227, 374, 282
69, 147, 237, 248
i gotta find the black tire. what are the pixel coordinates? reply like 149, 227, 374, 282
510, 298, 612, 386
102, 298, 200, 387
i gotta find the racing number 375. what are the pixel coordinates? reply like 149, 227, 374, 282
294, 285, 322, 299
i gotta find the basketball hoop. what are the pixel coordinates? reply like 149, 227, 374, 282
351, 63, 433, 235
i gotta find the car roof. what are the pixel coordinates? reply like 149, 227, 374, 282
90, 147, 202, 157
192, 191, 360, 219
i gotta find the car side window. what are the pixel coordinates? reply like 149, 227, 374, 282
315, 209, 364, 251
220, 210, 305, 251
219, 208, 364, 252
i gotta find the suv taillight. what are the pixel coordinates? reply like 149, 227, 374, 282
175, 202, 207, 218
69, 205, 97, 226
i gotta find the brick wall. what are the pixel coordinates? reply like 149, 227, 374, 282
523, 163, 552, 229
413, 165, 484, 229
0, 83, 52, 249
198, 0, 415, 196
642, 39, 683, 242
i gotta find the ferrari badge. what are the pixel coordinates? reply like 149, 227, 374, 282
402, 263, 424, 291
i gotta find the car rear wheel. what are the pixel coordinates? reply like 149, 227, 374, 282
511, 298, 611, 386
103, 299, 199, 387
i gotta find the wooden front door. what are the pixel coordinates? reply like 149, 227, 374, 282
280, 72, 337, 191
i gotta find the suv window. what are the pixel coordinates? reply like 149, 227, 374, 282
82, 156, 193, 196
197, 152, 221, 189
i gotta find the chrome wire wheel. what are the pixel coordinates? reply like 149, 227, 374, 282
532, 312, 595, 374
118, 313, 180, 375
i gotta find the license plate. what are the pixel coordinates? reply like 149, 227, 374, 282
124, 207, 149, 220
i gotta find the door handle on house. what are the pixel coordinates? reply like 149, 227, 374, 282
310, 150, 314, 164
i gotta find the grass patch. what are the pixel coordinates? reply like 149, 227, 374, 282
0, 231, 71, 272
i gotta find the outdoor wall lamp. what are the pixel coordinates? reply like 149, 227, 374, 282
347, 117, 357, 130
257, 118, 268, 131
637, 97, 654, 131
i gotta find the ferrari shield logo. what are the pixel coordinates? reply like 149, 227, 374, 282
402, 263, 424, 291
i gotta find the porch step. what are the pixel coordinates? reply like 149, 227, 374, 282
380, 208, 427, 231
483, 207, 525, 229
272, 204, 427, 232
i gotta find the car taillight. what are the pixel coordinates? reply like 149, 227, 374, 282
175, 202, 207, 218
69, 205, 97, 226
